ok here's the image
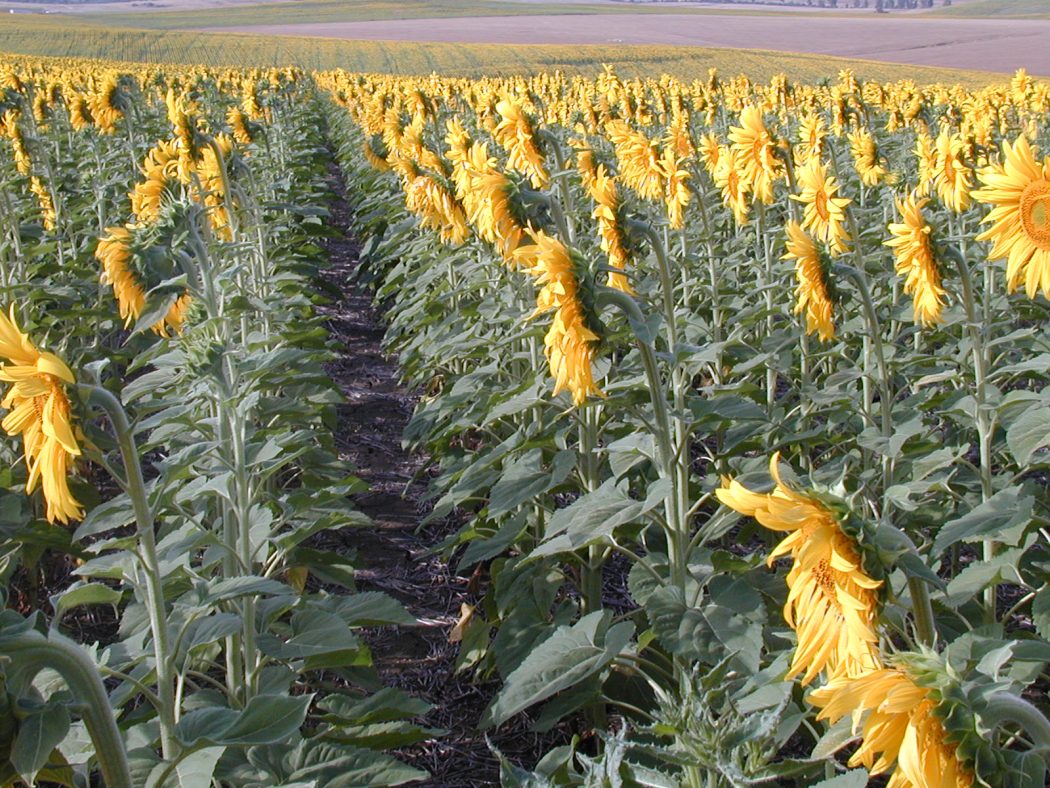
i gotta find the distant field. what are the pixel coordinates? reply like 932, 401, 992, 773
199, 13, 1050, 75
79, 0, 653, 31
928, 0, 1050, 17
0, 14, 1005, 84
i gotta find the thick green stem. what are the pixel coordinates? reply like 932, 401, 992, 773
945, 244, 997, 622
2, 630, 133, 788
982, 692, 1050, 759
598, 289, 683, 589
834, 263, 893, 494
80, 385, 179, 760
906, 575, 937, 648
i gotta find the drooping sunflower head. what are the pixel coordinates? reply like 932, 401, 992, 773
698, 132, 721, 175
513, 230, 604, 405
29, 176, 55, 232
716, 453, 882, 684
783, 221, 837, 342
794, 113, 826, 167
493, 97, 549, 189
0, 305, 82, 524
588, 165, 635, 294
713, 144, 751, 227
808, 656, 974, 788
67, 93, 93, 132
914, 129, 936, 197
131, 140, 181, 224
403, 171, 470, 246
885, 193, 947, 327
88, 72, 126, 135
656, 147, 691, 230
95, 226, 189, 337
226, 105, 255, 146
973, 135, 1050, 299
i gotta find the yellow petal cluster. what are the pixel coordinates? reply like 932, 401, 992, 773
493, 98, 549, 189
0, 306, 82, 524
809, 668, 973, 788
791, 157, 851, 256
973, 135, 1050, 299
95, 228, 188, 336
729, 105, 782, 204
514, 230, 602, 405
783, 222, 835, 341
716, 453, 881, 684
885, 194, 946, 326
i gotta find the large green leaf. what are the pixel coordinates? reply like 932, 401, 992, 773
176, 694, 313, 747
481, 610, 633, 729
932, 487, 1034, 555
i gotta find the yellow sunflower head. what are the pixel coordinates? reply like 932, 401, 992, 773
808, 661, 974, 787
783, 221, 836, 342
0, 305, 82, 524
790, 157, 851, 256
973, 135, 1050, 299
885, 193, 947, 327
716, 453, 882, 684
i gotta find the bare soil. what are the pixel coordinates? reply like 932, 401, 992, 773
316, 161, 571, 786
205, 13, 1050, 74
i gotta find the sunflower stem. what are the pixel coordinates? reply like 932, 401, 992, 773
982, 692, 1050, 761
945, 244, 998, 623
80, 384, 179, 761
597, 288, 683, 592
1, 627, 133, 788
833, 263, 893, 496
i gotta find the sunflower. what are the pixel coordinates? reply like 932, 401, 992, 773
714, 145, 750, 227
795, 113, 826, 167
698, 132, 721, 175
3, 110, 31, 177
934, 128, 972, 213
914, 131, 936, 197
514, 230, 603, 405
573, 142, 599, 195
493, 98, 549, 189
729, 105, 782, 204
657, 147, 691, 230
606, 119, 664, 202
972, 135, 1050, 299
227, 106, 253, 146
808, 666, 973, 787
848, 128, 888, 187
131, 140, 181, 224
716, 453, 882, 684
0, 306, 82, 524
791, 157, 851, 256
88, 73, 124, 135
885, 194, 946, 326
67, 93, 93, 132
455, 142, 528, 262
403, 167, 470, 246
588, 165, 633, 293
29, 177, 55, 232
197, 133, 236, 241
96, 227, 188, 336
783, 222, 836, 342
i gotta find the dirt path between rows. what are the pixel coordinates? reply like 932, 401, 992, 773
316, 160, 568, 786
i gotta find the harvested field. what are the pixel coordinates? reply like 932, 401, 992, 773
206, 13, 1050, 74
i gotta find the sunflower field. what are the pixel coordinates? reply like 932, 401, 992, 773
3, 50, 1050, 788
